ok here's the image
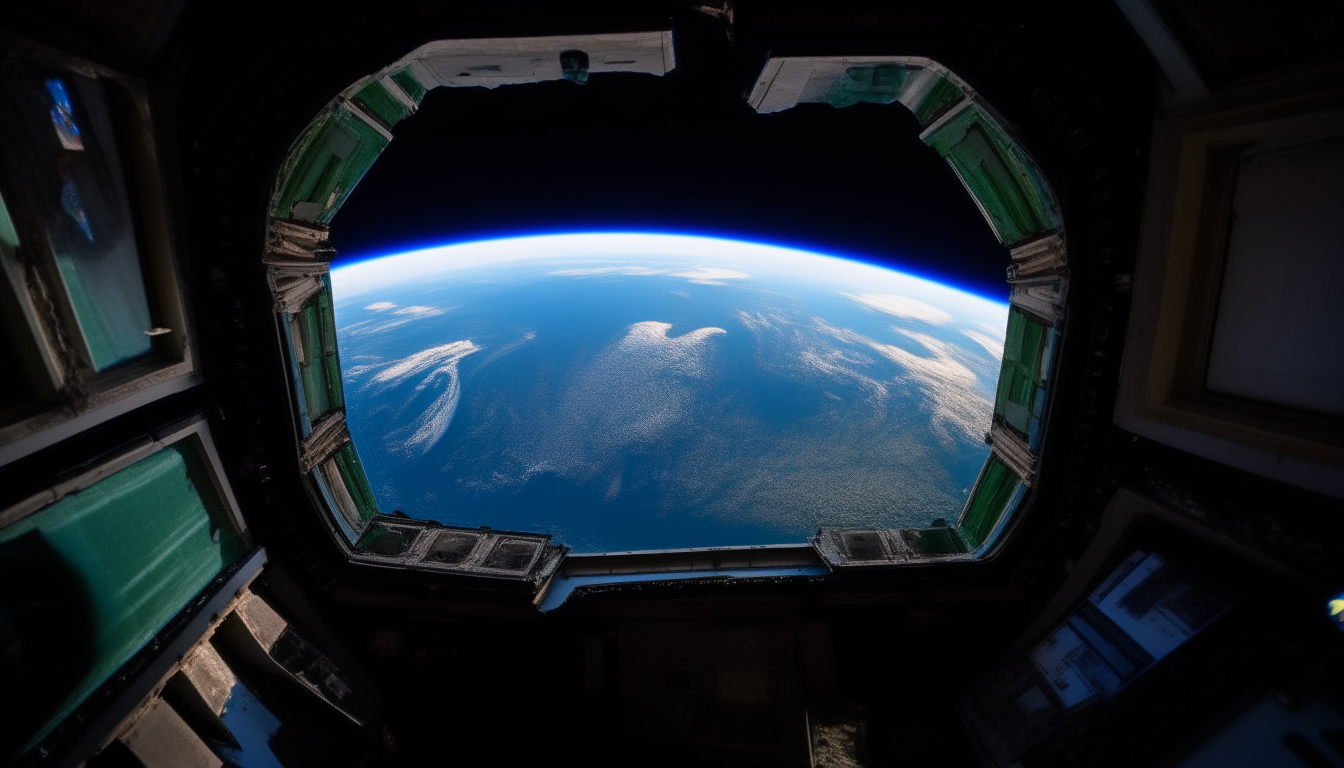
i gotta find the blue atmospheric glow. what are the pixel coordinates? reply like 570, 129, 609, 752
332, 232, 1010, 552
337, 230, 1008, 304
333, 232, 1008, 313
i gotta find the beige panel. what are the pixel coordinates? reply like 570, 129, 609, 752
232, 589, 288, 652
120, 699, 222, 768
178, 641, 237, 717
398, 31, 674, 90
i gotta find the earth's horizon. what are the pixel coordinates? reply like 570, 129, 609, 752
332, 233, 1008, 553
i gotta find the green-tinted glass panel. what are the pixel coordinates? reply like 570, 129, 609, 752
316, 281, 344, 412
0, 64, 153, 371
355, 522, 414, 557
294, 279, 346, 422
901, 526, 968, 555
335, 442, 378, 524
390, 68, 427, 105
353, 81, 410, 128
923, 106, 1059, 245
272, 104, 390, 224
826, 65, 911, 108
0, 441, 243, 753
911, 76, 964, 125
297, 302, 329, 420
994, 307, 1049, 436
957, 455, 1023, 549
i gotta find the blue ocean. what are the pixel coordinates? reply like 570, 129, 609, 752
333, 235, 1007, 552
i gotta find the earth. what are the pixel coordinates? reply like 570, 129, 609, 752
332, 234, 1008, 553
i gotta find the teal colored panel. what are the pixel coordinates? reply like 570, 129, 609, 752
0, 188, 18, 249
911, 76, 964, 125
0, 66, 154, 371
390, 68, 427, 105
923, 105, 1059, 245
335, 442, 378, 524
45, 75, 152, 370
353, 81, 410, 128
826, 65, 911, 108
994, 307, 1049, 437
0, 441, 242, 750
272, 104, 390, 224
901, 526, 968, 555
54, 245, 153, 371
956, 455, 1023, 549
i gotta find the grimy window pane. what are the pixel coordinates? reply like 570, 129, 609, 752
957, 455, 1023, 550
272, 104, 391, 224
911, 76, 964, 126
295, 279, 345, 423
335, 442, 379, 525
996, 308, 1043, 434
0, 441, 243, 754
923, 106, 1059, 246
390, 67, 428, 104
353, 80, 411, 128
0, 63, 154, 371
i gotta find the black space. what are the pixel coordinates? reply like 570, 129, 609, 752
331, 42, 1011, 300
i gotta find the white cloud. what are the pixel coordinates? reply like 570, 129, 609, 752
551, 265, 750, 285
867, 330, 990, 443
342, 305, 447, 338
393, 305, 444, 316
463, 321, 727, 496
842, 293, 954, 325
799, 348, 888, 400
977, 322, 1006, 340
613, 321, 727, 377
811, 318, 992, 443
472, 331, 537, 373
961, 329, 1005, 358
358, 341, 483, 456
371, 340, 478, 386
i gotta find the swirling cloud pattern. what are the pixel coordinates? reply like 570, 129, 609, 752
332, 239, 1009, 551
359, 340, 481, 455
